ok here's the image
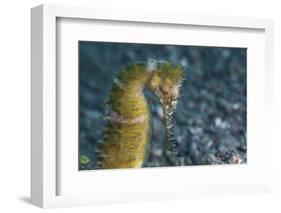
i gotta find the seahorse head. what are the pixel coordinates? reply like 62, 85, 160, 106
147, 60, 185, 155
148, 61, 185, 112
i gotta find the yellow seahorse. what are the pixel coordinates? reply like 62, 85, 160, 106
96, 60, 184, 169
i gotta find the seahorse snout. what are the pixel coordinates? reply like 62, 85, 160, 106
162, 102, 179, 155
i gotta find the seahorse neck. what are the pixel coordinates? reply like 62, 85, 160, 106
118, 63, 152, 92
108, 63, 153, 121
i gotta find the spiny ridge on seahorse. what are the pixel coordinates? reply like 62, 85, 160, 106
96, 59, 185, 169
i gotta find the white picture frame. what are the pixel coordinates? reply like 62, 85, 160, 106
31, 4, 274, 208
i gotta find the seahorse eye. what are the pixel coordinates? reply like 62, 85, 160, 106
159, 86, 169, 95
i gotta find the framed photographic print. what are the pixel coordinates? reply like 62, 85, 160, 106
31, 4, 274, 208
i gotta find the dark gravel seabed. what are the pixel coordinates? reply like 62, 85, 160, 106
79, 41, 247, 170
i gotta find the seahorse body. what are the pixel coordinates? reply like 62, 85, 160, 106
97, 61, 184, 169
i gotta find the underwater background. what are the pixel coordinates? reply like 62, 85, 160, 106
79, 41, 247, 170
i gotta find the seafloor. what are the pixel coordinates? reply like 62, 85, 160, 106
79, 42, 247, 170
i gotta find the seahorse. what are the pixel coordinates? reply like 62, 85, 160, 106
96, 60, 184, 169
